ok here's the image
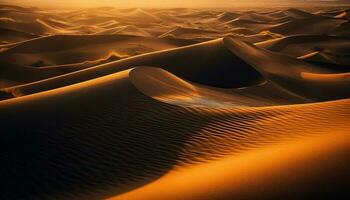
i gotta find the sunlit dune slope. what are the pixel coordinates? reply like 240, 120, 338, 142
224, 36, 350, 101
113, 130, 350, 200
131, 67, 309, 107
1, 38, 262, 98
0, 34, 195, 66
1, 4, 350, 200
1, 66, 349, 199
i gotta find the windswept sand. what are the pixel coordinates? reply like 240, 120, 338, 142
0, 4, 350, 200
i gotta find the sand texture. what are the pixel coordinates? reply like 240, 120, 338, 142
0, 4, 350, 200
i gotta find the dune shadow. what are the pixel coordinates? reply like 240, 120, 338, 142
0, 78, 233, 199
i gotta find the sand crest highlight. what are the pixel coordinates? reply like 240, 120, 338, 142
0, 4, 349, 200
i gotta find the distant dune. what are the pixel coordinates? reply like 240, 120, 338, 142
0, 4, 349, 200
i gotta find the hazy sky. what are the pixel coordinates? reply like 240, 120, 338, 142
2, 0, 348, 8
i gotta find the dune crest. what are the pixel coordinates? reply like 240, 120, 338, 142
224, 36, 350, 101
1, 4, 350, 200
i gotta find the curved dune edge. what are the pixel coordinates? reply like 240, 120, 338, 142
255, 35, 350, 66
223, 36, 350, 101
0, 65, 349, 199
129, 67, 309, 107
0, 66, 306, 108
5, 35, 349, 103
0, 65, 350, 199
1, 5, 350, 199
301, 72, 350, 82
1, 38, 262, 99
2, 34, 348, 102
0, 34, 194, 66
110, 132, 350, 200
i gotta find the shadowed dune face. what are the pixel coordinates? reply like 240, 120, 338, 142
1, 4, 350, 200
0, 67, 349, 199
0, 34, 195, 66
0, 70, 213, 199
224, 36, 350, 101
0, 38, 264, 98
130, 67, 309, 107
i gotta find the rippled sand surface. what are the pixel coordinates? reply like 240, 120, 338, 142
1, 4, 350, 200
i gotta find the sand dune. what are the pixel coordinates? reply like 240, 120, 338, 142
284, 8, 317, 19
1, 38, 262, 98
1, 4, 350, 200
131, 67, 309, 107
0, 27, 38, 44
1, 66, 349, 199
0, 34, 195, 66
225, 36, 350, 101
224, 18, 279, 32
270, 16, 347, 36
239, 12, 286, 23
256, 35, 350, 66
316, 8, 350, 19
0, 59, 71, 89
117, 8, 161, 23
217, 11, 240, 21
159, 27, 224, 41
113, 129, 350, 200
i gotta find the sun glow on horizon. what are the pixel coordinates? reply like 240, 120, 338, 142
2, 0, 349, 9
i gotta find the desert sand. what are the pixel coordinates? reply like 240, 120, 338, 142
0, 3, 350, 200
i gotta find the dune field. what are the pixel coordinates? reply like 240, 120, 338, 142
1, 3, 350, 200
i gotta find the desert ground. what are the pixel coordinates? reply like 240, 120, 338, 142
0, 3, 350, 200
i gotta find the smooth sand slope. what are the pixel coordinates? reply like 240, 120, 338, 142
0, 59, 73, 89
1, 4, 350, 200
